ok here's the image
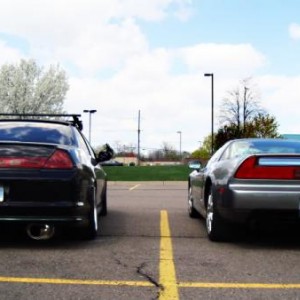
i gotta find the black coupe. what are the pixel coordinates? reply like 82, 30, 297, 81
0, 114, 113, 240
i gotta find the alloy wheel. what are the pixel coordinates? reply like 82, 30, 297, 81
206, 192, 214, 234
188, 187, 193, 214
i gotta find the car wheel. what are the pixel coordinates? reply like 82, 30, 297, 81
81, 188, 98, 240
99, 183, 107, 216
188, 186, 200, 218
206, 186, 229, 242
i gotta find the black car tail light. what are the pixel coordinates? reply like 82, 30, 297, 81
234, 156, 300, 180
43, 150, 74, 169
0, 156, 47, 168
0, 150, 73, 169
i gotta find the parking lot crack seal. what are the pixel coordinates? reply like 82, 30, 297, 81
136, 262, 163, 290
114, 258, 128, 268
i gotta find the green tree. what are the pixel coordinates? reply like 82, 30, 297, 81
190, 148, 210, 160
191, 135, 213, 159
214, 123, 242, 150
214, 113, 280, 150
0, 59, 69, 114
245, 113, 280, 138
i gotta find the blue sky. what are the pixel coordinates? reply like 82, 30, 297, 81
142, 1, 300, 75
0, 0, 300, 153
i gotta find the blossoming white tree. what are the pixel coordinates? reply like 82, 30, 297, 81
0, 59, 69, 114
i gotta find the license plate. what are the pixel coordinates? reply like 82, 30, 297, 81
0, 186, 4, 202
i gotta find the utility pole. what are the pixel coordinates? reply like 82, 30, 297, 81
137, 110, 141, 166
83, 109, 97, 144
177, 131, 182, 160
204, 73, 214, 155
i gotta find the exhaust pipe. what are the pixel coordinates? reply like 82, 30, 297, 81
26, 223, 55, 240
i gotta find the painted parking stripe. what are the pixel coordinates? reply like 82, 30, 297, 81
129, 184, 140, 191
178, 282, 300, 289
0, 276, 152, 287
0, 276, 299, 290
1, 275, 299, 291
159, 210, 179, 300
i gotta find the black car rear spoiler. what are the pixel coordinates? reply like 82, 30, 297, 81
0, 114, 83, 130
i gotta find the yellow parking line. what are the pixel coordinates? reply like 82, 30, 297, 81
129, 184, 140, 191
0, 277, 300, 290
1, 276, 299, 290
178, 282, 300, 289
159, 210, 179, 300
0, 276, 152, 287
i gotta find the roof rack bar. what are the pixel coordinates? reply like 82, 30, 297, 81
0, 113, 83, 131
0, 113, 81, 117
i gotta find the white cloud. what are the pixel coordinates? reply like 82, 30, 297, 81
257, 75, 300, 134
179, 43, 267, 77
65, 71, 212, 152
65, 44, 264, 151
55, 18, 149, 75
0, 0, 192, 40
0, 40, 24, 64
289, 23, 300, 40
0, 0, 192, 75
172, 0, 194, 21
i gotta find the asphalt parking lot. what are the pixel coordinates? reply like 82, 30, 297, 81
0, 182, 299, 300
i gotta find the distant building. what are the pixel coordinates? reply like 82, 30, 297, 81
282, 134, 300, 141
115, 155, 138, 166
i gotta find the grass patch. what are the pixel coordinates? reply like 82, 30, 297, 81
103, 165, 190, 181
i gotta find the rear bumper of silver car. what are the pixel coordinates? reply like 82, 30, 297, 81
216, 182, 300, 224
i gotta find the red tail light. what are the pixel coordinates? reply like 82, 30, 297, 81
0, 157, 47, 168
235, 156, 300, 180
43, 150, 73, 169
0, 150, 73, 169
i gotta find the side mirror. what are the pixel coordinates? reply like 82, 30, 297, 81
188, 161, 202, 171
97, 144, 114, 163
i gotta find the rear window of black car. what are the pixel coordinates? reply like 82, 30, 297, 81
0, 122, 76, 146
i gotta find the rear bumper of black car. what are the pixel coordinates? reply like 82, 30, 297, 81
0, 169, 94, 229
0, 204, 91, 228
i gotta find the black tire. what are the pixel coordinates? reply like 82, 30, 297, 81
99, 183, 107, 216
188, 186, 200, 218
206, 186, 230, 242
80, 188, 98, 240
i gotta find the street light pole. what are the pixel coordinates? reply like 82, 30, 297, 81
204, 73, 214, 155
83, 109, 97, 144
137, 110, 141, 166
177, 131, 182, 159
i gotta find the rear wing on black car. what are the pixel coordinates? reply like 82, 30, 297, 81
0, 114, 83, 131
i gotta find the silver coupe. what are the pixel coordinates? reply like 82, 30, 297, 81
188, 138, 300, 241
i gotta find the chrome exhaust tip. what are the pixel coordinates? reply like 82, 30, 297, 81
26, 223, 55, 240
